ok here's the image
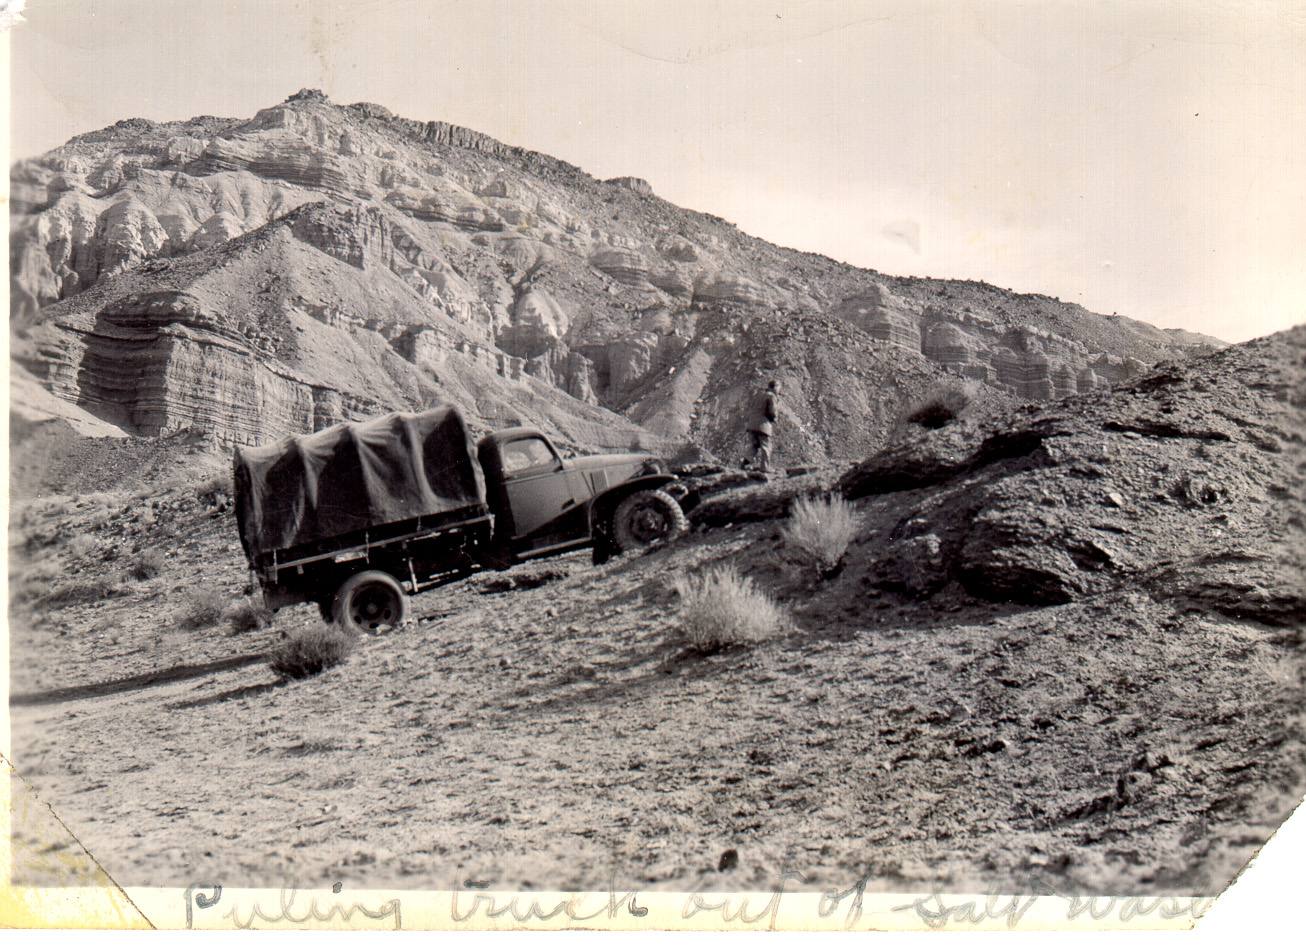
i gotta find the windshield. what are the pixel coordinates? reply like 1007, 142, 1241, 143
501, 437, 557, 473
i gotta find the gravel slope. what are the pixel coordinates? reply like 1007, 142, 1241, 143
8, 329, 1304, 896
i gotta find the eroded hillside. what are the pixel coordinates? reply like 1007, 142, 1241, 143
11, 90, 1219, 463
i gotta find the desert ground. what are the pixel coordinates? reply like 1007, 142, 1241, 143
9, 329, 1306, 899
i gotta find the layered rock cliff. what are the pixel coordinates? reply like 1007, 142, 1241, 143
10, 89, 1221, 461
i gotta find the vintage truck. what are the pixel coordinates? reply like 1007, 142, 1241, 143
233, 406, 695, 635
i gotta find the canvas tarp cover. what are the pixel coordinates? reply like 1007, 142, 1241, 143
233, 406, 486, 560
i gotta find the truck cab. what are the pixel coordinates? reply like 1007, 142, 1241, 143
476, 427, 692, 564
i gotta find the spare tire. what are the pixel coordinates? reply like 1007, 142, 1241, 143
612, 489, 689, 553
332, 570, 408, 636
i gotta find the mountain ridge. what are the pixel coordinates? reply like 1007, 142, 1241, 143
10, 89, 1221, 463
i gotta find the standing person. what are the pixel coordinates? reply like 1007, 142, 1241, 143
744, 379, 780, 473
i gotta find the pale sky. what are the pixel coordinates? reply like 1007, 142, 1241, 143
8, 0, 1306, 343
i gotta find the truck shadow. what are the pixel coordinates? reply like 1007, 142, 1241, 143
167, 680, 283, 710
9, 652, 271, 707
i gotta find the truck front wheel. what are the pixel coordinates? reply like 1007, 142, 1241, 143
332, 570, 409, 636
612, 489, 689, 553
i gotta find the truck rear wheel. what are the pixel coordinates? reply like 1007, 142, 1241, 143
612, 489, 689, 553
332, 570, 408, 636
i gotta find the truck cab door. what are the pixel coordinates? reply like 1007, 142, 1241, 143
498, 436, 584, 548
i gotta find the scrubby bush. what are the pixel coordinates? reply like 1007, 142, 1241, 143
268, 624, 355, 679
782, 495, 861, 579
194, 473, 234, 511
87, 490, 127, 506
194, 473, 233, 496
903, 383, 972, 429
126, 550, 165, 581
66, 535, 97, 560
175, 589, 227, 630
226, 596, 273, 634
9, 557, 63, 606
31, 574, 121, 610
673, 565, 787, 652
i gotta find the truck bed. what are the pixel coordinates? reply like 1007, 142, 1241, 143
253, 503, 493, 575
253, 504, 494, 611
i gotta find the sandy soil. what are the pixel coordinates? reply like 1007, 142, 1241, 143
9, 507, 1302, 896
8, 330, 1305, 898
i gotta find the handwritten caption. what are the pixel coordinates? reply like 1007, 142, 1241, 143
184, 879, 401, 930
183, 866, 1215, 929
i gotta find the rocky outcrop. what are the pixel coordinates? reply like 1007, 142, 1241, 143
990, 345, 1054, 400
186, 137, 355, 195
647, 268, 695, 302
396, 327, 526, 381
835, 328, 1306, 617
88, 199, 169, 281
579, 334, 659, 398
33, 318, 317, 444
1092, 353, 1150, 384
920, 321, 974, 368
655, 235, 701, 263
590, 247, 652, 288
19, 202, 640, 447
606, 176, 654, 197
829, 297, 1147, 399
385, 186, 507, 231
692, 274, 771, 309
526, 346, 598, 404
834, 285, 921, 350
366, 99, 595, 186
512, 287, 571, 340
838, 416, 1127, 604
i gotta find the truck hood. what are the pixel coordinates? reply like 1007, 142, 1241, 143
564, 452, 660, 475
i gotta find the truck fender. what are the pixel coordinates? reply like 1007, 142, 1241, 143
588, 474, 682, 538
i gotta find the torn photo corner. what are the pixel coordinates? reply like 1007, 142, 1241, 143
0, 1, 26, 36
5, 0, 1306, 933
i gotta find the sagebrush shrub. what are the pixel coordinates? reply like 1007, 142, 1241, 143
194, 474, 233, 497
10, 558, 63, 605
673, 565, 786, 651
227, 596, 273, 634
32, 574, 121, 610
904, 383, 971, 429
783, 496, 860, 577
66, 535, 97, 560
268, 625, 355, 679
175, 589, 226, 630
126, 550, 165, 581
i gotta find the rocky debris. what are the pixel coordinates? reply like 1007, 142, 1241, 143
836, 417, 1068, 499
687, 470, 836, 527
475, 567, 569, 595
